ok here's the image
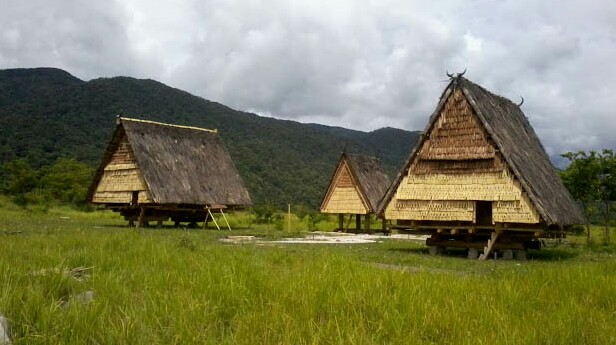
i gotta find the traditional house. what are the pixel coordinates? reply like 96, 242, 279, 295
378, 74, 584, 259
320, 152, 391, 232
87, 117, 251, 228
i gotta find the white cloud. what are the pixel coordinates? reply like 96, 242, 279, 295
1, 0, 615, 155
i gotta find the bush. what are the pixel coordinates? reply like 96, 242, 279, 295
252, 205, 281, 224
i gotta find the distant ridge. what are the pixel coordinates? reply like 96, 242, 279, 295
0, 67, 419, 207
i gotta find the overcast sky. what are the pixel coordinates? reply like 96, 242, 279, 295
1, 0, 615, 158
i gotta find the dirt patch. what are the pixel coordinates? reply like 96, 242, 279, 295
219, 232, 428, 245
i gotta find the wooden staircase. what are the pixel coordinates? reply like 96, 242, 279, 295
479, 231, 501, 260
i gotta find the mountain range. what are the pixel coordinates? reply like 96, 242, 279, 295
0, 67, 419, 207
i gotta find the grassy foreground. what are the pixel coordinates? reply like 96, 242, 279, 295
1, 202, 615, 344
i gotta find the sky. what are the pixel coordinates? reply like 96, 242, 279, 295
1, 0, 615, 159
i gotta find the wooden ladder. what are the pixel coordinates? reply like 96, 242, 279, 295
479, 231, 501, 260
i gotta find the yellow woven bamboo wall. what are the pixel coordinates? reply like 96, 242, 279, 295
493, 193, 540, 223
91, 137, 153, 205
387, 170, 539, 223
322, 187, 367, 214
92, 164, 151, 203
321, 162, 368, 214
385, 200, 474, 221
397, 171, 523, 201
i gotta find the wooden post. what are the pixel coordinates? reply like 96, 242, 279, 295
287, 204, 291, 232
365, 214, 371, 231
355, 214, 361, 230
338, 214, 344, 230
345, 214, 352, 232
137, 207, 146, 228
382, 218, 387, 231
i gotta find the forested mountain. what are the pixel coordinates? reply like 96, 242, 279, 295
0, 67, 419, 207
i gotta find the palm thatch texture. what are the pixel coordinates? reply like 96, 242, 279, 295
87, 117, 251, 226
321, 152, 391, 232
378, 75, 583, 256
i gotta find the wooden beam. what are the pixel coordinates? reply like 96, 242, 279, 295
479, 231, 501, 260
219, 209, 232, 231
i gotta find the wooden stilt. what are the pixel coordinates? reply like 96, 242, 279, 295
345, 214, 353, 232
338, 214, 344, 230
355, 214, 361, 230
203, 209, 210, 229
137, 207, 146, 228
365, 214, 371, 231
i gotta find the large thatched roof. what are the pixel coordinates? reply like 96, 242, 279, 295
378, 76, 584, 226
321, 152, 391, 213
87, 117, 251, 206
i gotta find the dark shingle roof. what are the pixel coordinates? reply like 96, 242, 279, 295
345, 153, 391, 212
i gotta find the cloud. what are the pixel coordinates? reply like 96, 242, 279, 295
0, 0, 147, 79
1, 0, 615, 156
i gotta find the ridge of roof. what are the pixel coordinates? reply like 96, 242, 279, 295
119, 117, 218, 133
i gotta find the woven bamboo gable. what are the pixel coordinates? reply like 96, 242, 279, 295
87, 117, 251, 207
91, 130, 152, 204
379, 76, 584, 227
321, 153, 391, 215
321, 160, 367, 214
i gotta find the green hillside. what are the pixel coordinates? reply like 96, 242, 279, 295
0, 67, 419, 207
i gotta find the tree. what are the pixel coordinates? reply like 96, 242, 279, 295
597, 150, 616, 244
561, 151, 600, 243
561, 150, 616, 244
0, 159, 39, 205
39, 158, 93, 205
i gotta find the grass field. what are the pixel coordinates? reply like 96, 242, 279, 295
1, 199, 615, 344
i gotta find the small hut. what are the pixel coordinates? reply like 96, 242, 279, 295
378, 75, 584, 259
320, 152, 391, 232
87, 117, 251, 228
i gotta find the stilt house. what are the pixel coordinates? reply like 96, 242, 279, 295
378, 75, 584, 259
87, 117, 251, 227
320, 152, 391, 232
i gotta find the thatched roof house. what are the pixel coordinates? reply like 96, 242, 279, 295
87, 117, 251, 226
378, 75, 583, 257
321, 152, 391, 231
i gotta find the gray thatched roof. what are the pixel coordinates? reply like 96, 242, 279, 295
322, 152, 391, 213
88, 117, 251, 206
378, 76, 584, 226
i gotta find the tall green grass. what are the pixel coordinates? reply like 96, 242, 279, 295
0, 203, 615, 344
